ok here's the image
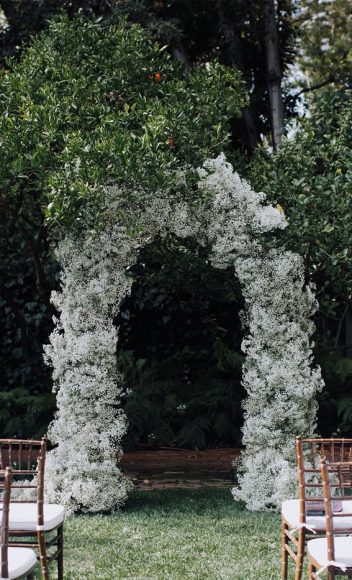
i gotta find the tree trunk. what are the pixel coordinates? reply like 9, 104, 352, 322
263, 0, 284, 150
242, 106, 260, 153
172, 38, 192, 69
217, 0, 261, 152
18, 221, 51, 307
345, 305, 352, 358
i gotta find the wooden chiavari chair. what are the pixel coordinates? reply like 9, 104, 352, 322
1, 467, 37, 579
307, 459, 352, 579
281, 437, 352, 580
0, 439, 64, 580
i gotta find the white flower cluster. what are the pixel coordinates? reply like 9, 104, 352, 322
45, 154, 323, 512
44, 227, 140, 513
197, 155, 323, 509
197, 154, 286, 268
233, 251, 323, 509
44, 191, 198, 512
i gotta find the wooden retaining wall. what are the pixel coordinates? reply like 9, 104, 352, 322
120, 447, 241, 490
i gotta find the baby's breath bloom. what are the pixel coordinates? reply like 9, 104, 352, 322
45, 154, 323, 512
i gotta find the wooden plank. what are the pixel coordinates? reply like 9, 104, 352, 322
120, 447, 241, 490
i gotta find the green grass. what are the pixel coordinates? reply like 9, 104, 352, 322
45, 489, 283, 579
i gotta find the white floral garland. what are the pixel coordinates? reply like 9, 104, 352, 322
45, 154, 323, 513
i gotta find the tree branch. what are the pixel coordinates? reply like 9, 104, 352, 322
217, 0, 261, 152
294, 77, 335, 98
18, 221, 50, 306
335, 303, 350, 348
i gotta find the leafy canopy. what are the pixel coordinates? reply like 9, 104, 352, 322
249, 89, 352, 436
298, 0, 352, 89
250, 89, 352, 322
0, 13, 247, 233
0, 12, 246, 439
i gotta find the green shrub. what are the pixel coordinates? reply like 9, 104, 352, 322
249, 89, 352, 435
0, 13, 247, 233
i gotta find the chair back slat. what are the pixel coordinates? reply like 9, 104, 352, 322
0, 438, 46, 473
296, 437, 352, 527
0, 437, 46, 532
37, 455, 46, 526
320, 459, 352, 574
28, 443, 33, 471
18, 443, 22, 470
321, 458, 335, 563
296, 436, 307, 524
311, 440, 318, 469
0, 467, 12, 579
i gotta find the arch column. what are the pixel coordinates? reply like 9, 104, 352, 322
232, 250, 323, 510
44, 228, 139, 512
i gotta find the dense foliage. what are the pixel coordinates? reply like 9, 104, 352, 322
297, 0, 352, 90
249, 89, 352, 436
0, 14, 246, 232
0, 13, 246, 440
0, 217, 57, 437
117, 0, 297, 151
0, 0, 297, 152
1, 2, 350, 453
0, 0, 117, 63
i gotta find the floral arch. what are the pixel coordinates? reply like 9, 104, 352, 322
44, 155, 323, 513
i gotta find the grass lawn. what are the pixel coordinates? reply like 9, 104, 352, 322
43, 489, 283, 579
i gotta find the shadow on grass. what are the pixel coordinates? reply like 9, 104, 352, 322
123, 487, 242, 515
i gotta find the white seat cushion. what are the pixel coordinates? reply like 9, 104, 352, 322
282, 499, 352, 532
9, 503, 64, 532
308, 536, 352, 568
0, 547, 37, 579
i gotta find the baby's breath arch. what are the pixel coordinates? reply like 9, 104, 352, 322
45, 155, 323, 513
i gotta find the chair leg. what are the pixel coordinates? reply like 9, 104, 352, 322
57, 524, 64, 580
308, 561, 314, 580
37, 530, 50, 580
281, 518, 289, 579
294, 529, 305, 580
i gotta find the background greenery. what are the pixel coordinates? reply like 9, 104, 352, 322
117, 236, 244, 450
0, 1, 351, 445
248, 89, 352, 437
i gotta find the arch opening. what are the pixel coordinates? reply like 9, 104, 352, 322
116, 234, 245, 451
